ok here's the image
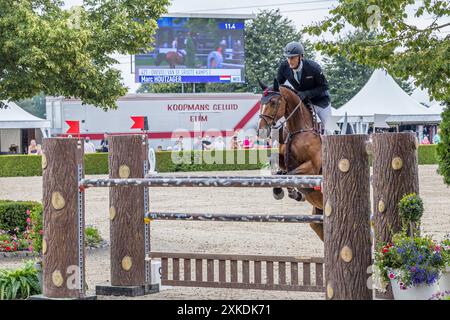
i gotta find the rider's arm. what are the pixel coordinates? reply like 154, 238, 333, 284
276, 62, 287, 85
298, 64, 329, 101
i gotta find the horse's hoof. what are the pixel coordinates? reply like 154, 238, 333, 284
273, 188, 284, 200
288, 189, 306, 202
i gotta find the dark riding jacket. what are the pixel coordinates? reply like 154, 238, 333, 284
277, 59, 330, 108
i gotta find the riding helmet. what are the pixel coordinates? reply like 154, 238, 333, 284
283, 41, 305, 57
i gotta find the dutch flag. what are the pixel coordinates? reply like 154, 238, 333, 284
219, 75, 231, 82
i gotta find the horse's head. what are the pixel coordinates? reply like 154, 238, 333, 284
257, 78, 287, 139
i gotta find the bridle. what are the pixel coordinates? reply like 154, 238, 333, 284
259, 91, 302, 132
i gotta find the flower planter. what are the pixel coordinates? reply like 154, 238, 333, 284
390, 277, 440, 300
438, 267, 450, 291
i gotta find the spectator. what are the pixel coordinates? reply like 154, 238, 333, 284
100, 133, 109, 152
433, 128, 441, 144
36, 144, 43, 155
230, 136, 240, 149
422, 135, 431, 144
242, 136, 250, 149
173, 136, 184, 151
156, 145, 163, 152
214, 136, 225, 150
193, 137, 203, 151
202, 136, 212, 150
84, 137, 96, 153
28, 140, 38, 155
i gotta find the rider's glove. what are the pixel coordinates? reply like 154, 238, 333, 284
298, 91, 309, 102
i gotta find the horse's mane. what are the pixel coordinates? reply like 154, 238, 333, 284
280, 84, 298, 95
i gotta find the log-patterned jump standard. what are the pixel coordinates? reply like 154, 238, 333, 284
322, 134, 372, 300
40, 138, 89, 299
372, 132, 419, 300
38, 133, 418, 300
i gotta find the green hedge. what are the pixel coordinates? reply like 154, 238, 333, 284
417, 144, 438, 165
0, 149, 273, 177
0, 201, 42, 233
0, 145, 439, 177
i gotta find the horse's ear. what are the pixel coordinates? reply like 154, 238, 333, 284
258, 79, 268, 91
273, 78, 279, 92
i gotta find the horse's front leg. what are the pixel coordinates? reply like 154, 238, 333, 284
272, 144, 287, 200
287, 161, 323, 204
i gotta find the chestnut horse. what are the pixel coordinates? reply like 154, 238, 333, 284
155, 51, 184, 69
257, 79, 324, 241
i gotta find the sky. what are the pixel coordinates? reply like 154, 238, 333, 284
62, 0, 449, 93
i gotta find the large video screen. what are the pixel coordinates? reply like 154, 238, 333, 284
135, 17, 246, 84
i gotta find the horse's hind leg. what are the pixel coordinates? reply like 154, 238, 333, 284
310, 207, 324, 242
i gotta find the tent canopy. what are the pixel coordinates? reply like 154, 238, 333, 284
333, 70, 433, 117
0, 100, 50, 129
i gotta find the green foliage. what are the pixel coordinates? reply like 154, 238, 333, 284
0, 154, 43, 177
0, 201, 42, 234
0, 0, 170, 109
442, 234, 450, 267
418, 144, 438, 164
304, 0, 450, 184
0, 260, 41, 300
14, 94, 46, 118
84, 152, 109, 175
85, 225, 103, 248
398, 193, 424, 227
374, 232, 445, 289
437, 104, 450, 185
28, 206, 43, 253
0, 149, 274, 177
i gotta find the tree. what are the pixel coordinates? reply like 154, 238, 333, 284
15, 94, 46, 118
305, 0, 450, 185
0, 0, 170, 110
138, 9, 314, 94
324, 33, 413, 108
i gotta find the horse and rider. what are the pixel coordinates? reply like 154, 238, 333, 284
257, 41, 333, 241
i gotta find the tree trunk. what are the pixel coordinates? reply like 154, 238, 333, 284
42, 138, 85, 298
109, 135, 149, 286
372, 132, 419, 299
323, 135, 372, 300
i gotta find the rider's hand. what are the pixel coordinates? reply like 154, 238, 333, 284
297, 91, 309, 102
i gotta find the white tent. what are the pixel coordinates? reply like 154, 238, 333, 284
0, 100, 50, 154
411, 86, 438, 107
333, 69, 431, 117
0, 100, 50, 129
424, 101, 446, 115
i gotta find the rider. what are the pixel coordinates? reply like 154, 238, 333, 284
277, 41, 332, 134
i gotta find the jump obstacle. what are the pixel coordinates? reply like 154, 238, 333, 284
37, 132, 419, 300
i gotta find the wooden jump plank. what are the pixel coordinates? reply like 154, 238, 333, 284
231, 260, 238, 283
254, 261, 261, 284
243, 261, 250, 284
173, 258, 180, 281
316, 263, 324, 286
279, 262, 286, 285
207, 259, 214, 282
303, 262, 311, 286
219, 260, 226, 283
161, 280, 325, 292
266, 261, 274, 284
196, 259, 203, 282
291, 262, 299, 285
149, 252, 324, 263
184, 258, 191, 281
